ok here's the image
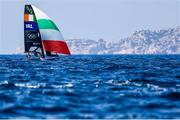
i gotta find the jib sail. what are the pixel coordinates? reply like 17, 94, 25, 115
24, 5, 45, 58
32, 5, 71, 56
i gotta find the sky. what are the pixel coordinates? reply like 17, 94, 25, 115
0, 0, 179, 54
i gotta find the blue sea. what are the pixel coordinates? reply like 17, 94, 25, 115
0, 55, 180, 119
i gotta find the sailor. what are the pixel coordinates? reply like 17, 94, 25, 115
34, 52, 42, 58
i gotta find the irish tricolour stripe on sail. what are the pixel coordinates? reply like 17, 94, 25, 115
32, 5, 70, 55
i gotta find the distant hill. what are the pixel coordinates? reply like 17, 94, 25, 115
66, 26, 180, 54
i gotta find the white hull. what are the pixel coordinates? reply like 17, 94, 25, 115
25, 54, 59, 61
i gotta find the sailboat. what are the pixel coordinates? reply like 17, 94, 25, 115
24, 4, 70, 60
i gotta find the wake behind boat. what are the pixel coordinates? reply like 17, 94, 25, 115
24, 5, 70, 60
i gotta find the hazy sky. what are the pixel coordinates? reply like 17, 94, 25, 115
0, 0, 179, 54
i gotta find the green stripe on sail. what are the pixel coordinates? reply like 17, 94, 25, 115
37, 19, 59, 31
33, 15, 37, 22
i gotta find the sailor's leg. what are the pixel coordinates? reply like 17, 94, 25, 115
34, 52, 43, 58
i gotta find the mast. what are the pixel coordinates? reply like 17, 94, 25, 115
24, 5, 45, 58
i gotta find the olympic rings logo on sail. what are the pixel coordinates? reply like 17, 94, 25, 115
27, 33, 38, 39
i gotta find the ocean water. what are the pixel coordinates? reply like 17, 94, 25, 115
0, 55, 180, 119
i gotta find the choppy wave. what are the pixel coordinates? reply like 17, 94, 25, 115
0, 55, 180, 119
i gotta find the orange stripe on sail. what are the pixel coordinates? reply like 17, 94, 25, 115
24, 14, 29, 21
